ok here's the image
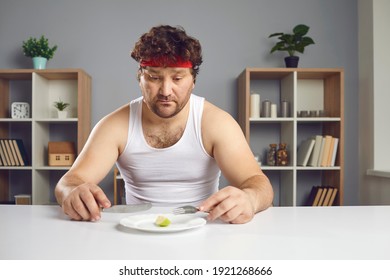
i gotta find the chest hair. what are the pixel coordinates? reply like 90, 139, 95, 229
144, 125, 185, 148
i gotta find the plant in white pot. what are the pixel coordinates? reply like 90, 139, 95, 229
22, 35, 58, 69
268, 24, 315, 68
53, 99, 70, 119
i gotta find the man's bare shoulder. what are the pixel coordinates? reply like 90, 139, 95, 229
202, 100, 236, 126
202, 100, 243, 152
99, 103, 129, 127
90, 103, 130, 152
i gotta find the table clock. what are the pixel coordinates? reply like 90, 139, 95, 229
11, 102, 30, 119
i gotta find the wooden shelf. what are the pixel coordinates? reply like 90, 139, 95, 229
238, 68, 344, 206
0, 69, 91, 204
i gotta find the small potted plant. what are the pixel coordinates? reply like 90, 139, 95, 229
268, 24, 315, 68
22, 35, 58, 69
53, 99, 70, 119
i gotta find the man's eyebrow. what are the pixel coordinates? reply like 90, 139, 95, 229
144, 69, 159, 75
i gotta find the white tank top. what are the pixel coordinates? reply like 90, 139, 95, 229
116, 94, 221, 206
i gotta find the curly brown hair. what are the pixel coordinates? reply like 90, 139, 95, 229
131, 25, 203, 80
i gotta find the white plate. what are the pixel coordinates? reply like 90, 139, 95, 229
120, 213, 206, 233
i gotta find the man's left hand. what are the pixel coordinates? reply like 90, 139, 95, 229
199, 186, 255, 224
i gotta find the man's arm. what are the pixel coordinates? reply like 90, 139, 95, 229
55, 105, 129, 221
199, 102, 274, 224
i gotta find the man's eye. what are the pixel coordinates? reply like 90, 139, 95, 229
173, 77, 182, 81
149, 75, 160, 80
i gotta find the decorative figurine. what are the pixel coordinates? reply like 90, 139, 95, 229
277, 143, 289, 166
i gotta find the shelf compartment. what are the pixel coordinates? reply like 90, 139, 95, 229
0, 169, 32, 203
297, 122, 341, 167
33, 73, 78, 119
297, 169, 342, 206
0, 122, 32, 168
250, 121, 294, 167
296, 70, 343, 119
1, 79, 33, 119
33, 122, 77, 167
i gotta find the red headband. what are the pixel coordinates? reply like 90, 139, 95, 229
140, 56, 193, 68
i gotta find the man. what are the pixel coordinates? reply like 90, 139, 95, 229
55, 25, 273, 224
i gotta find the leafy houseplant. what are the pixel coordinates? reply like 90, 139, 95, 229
54, 100, 69, 111
268, 24, 315, 67
53, 99, 70, 118
22, 35, 58, 69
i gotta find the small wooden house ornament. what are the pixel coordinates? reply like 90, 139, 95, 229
48, 141, 75, 166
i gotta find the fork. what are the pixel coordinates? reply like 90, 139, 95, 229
173, 205, 207, 215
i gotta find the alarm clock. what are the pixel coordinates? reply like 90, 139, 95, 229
11, 102, 30, 119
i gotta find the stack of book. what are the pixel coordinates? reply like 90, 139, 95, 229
0, 139, 29, 166
297, 135, 339, 167
306, 186, 338, 206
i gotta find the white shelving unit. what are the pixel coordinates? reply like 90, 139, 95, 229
0, 69, 91, 204
238, 68, 344, 206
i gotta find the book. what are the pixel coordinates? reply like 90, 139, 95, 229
307, 135, 323, 167
329, 138, 339, 167
306, 186, 319, 206
0, 142, 8, 166
322, 187, 334, 206
11, 140, 24, 166
327, 188, 338, 206
6, 140, 17, 166
8, 139, 20, 166
0, 140, 12, 166
308, 186, 338, 207
317, 187, 328, 206
316, 137, 326, 167
11, 140, 23, 166
312, 187, 323, 206
297, 138, 315, 166
320, 135, 333, 167
13, 139, 29, 166
325, 137, 335, 166
0, 139, 29, 166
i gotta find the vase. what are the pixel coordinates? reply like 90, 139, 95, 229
32, 57, 47, 69
284, 56, 299, 68
276, 143, 288, 166
267, 144, 277, 166
57, 111, 68, 119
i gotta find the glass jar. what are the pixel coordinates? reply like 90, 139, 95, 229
277, 143, 288, 166
267, 144, 277, 166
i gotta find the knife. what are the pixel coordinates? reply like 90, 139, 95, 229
102, 203, 152, 213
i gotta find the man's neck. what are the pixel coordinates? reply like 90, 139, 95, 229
141, 98, 191, 148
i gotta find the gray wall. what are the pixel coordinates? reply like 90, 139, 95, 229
0, 0, 359, 205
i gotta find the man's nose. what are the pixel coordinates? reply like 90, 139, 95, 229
159, 79, 173, 96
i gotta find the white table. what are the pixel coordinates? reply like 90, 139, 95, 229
1, 205, 389, 260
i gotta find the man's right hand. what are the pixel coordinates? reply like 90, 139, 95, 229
60, 183, 111, 222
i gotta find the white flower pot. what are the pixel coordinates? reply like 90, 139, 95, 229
57, 111, 68, 119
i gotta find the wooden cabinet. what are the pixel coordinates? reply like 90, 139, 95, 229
0, 69, 91, 204
238, 68, 344, 206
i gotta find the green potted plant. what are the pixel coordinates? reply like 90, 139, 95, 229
268, 24, 315, 68
53, 99, 70, 118
22, 35, 58, 69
